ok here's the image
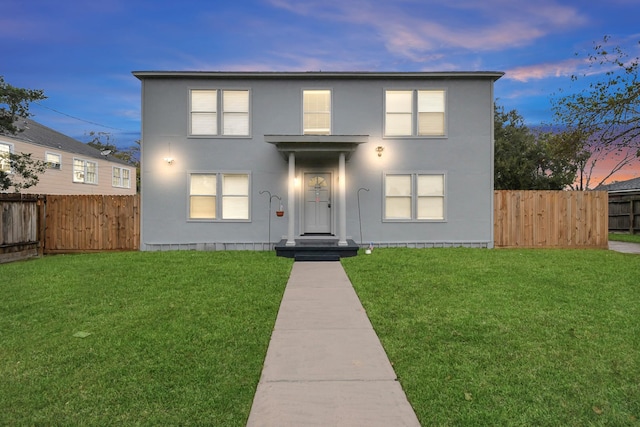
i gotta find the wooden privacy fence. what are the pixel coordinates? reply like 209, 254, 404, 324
2, 191, 610, 261
494, 190, 609, 248
608, 196, 640, 234
1, 194, 45, 263
44, 195, 140, 253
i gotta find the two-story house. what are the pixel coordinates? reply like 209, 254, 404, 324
0, 120, 136, 195
133, 71, 503, 258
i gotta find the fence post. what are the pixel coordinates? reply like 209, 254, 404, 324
37, 195, 46, 257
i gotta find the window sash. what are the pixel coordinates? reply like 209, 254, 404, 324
112, 167, 121, 186
222, 174, 249, 219
190, 174, 216, 196
192, 112, 217, 135
45, 153, 61, 169
190, 89, 249, 136
85, 162, 97, 184
73, 159, 97, 184
303, 90, 331, 135
385, 173, 445, 220
191, 90, 217, 112
73, 159, 85, 182
189, 174, 217, 219
385, 90, 445, 137
112, 167, 131, 188
190, 196, 217, 219
189, 173, 249, 220
417, 196, 444, 220
0, 143, 11, 172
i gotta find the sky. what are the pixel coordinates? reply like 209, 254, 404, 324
2, 0, 639, 183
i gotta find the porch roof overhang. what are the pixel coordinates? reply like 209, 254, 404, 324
264, 135, 369, 161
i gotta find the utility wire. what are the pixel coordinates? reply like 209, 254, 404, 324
33, 101, 128, 131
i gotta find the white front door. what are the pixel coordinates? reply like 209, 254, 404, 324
303, 172, 332, 234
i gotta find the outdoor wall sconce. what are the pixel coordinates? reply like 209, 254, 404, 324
376, 146, 384, 157
163, 157, 175, 165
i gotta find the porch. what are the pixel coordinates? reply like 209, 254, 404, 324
274, 237, 360, 261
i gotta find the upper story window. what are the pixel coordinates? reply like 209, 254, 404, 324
112, 166, 131, 188
0, 142, 12, 173
45, 152, 61, 169
189, 172, 250, 221
385, 90, 445, 137
384, 172, 445, 221
190, 89, 250, 136
303, 90, 331, 135
73, 158, 97, 184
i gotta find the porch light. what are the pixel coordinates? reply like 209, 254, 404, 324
376, 146, 384, 157
163, 157, 175, 165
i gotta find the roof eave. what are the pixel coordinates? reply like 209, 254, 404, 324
132, 70, 504, 81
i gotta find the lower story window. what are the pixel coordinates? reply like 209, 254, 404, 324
384, 172, 445, 221
45, 152, 61, 169
112, 167, 131, 188
0, 142, 12, 172
73, 158, 97, 184
189, 172, 250, 220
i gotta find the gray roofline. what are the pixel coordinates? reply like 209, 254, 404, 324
132, 70, 504, 81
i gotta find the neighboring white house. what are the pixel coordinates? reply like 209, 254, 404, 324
0, 120, 136, 195
133, 71, 503, 257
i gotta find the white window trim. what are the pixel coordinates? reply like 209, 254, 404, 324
302, 88, 332, 135
73, 158, 98, 185
187, 171, 251, 222
382, 171, 447, 222
383, 88, 447, 138
45, 151, 62, 170
188, 88, 251, 138
0, 141, 14, 173
112, 166, 131, 188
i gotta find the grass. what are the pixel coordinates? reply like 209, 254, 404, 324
4, 248, 639, 425
610, 233, 640, 244
0, 251, 293, 426
342, 248, 640, 426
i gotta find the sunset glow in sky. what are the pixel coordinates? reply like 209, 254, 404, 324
2, 0, 639, 184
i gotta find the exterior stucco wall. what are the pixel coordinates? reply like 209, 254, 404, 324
138, 74, 497, 250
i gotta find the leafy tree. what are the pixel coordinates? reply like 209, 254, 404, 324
552, 36, 640, 189
1, 76, 46, 135
0, 153, 47, 192
494, 105, 582, 190
0, 76, 48, 192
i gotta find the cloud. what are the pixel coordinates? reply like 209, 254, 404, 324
504, 58, 586, 82
266, 0, 588, 62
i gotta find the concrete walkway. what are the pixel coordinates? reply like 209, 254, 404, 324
609, 241, 640, 254
246, 262, 420, 427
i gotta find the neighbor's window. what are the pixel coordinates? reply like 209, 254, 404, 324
384, 173, 445, 221
385, 90, 445, 137
73, 158, 97, 184
45, 152, 61, 169
303, 89, 331, 135
0, 142, 12, 172
190, 89, 250, 136
189, 172, 250, 220
112, 167, 131, 188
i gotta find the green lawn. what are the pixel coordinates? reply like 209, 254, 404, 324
0, 251, 293, 426
610, 233, 640, 244
342, 248, 640, 426
3, 249, 639, 426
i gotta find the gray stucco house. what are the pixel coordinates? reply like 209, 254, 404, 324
133, 71, 503, 257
